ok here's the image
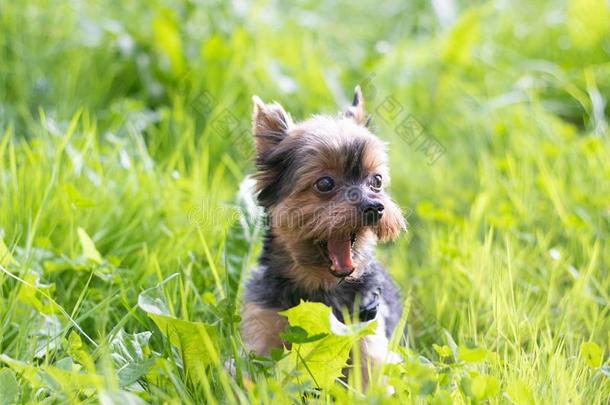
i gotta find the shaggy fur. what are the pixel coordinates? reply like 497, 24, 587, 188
241, 87, 406, 362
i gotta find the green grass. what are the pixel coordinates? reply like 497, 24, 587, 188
1, 0, 609, 403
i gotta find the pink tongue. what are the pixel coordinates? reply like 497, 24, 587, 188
327, 239, 353, 274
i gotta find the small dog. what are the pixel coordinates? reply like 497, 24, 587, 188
241, 86, 406, 369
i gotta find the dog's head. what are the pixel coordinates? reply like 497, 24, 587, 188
251, 87, 405, 283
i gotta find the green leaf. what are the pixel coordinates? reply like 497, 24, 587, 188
0, 356, 39, 386
147, 313, 219, 382
30, 314, 63, 358
277, 301, 376, 390
280, 326, 327, 344
443, 329, 459, 360
580, 341, 603, 368
68, 330, 83, 351
117, 359, 156, 388
460, 376, 473, 397
77, 227, 102, 264
270, 347, 287, 362
137, 280, 172, 316
506, 379, 534, 405
433, 344, 453, 358
458, 345, 490, 363
109, 329, 152, 366
99, 390, 150, 405
44, 365, 101, 390
419, 379, 437, 395
431, 390, 452, 405
16, 272, 45, 311
0, 369, 19, 405
0, 354, 102, 392
471, 374, 499, 400
138, 284, 219, 385
279, 301, 331, 335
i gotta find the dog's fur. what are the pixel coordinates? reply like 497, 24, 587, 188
241, 87, 406, 368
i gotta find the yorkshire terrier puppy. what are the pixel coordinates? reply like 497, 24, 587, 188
241, 86, 406, 368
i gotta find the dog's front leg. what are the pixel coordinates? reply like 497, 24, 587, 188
240, 303, 288, 356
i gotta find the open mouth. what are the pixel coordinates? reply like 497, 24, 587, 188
321, 233, 357, 278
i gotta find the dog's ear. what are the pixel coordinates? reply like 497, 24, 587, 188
252, 96, 293, 157
344, 85, 369, 126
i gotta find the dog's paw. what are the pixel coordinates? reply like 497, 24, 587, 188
358, 288, 381, 322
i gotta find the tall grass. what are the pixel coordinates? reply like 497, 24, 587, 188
0, 0, 608, 403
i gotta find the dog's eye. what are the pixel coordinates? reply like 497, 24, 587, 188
370, 174, 382, 190
314, 176, 335, 193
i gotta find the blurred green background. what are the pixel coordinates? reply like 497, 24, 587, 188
0, 0, 609, 403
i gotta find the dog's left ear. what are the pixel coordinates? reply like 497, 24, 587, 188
252, 96, 293, 157
344, 85, 369, 126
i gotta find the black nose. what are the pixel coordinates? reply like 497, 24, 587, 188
362, 201, 384, 225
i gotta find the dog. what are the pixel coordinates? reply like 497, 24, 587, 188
240, 86, 406, 373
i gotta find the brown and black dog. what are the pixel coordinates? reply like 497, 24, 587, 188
241, 87, 406, 369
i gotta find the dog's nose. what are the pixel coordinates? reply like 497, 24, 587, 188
362, 201, 384, 225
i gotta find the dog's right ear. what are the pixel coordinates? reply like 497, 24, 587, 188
344, 85, 369, 126
252, 96, 293, 157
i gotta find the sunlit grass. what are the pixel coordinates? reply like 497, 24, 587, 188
0, 0, 609, 403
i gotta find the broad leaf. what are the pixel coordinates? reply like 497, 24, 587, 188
277, 301, 376, 390
99, 390, 150, 405
506, 379, 534, 405
117, 359, 156, 388
0, 354, 102, 392
0, 369, 19, 405
433, 344, 453, 358
470, 374, 499, 400
110, 329, 152, 366
30, 314, 63, 358
580, 341, 603, 368
443, 329, 459, 361
77, 227, 102, 264
138, 283, 219, 385
458, 345, 490, 363
281, 326, 327, 344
